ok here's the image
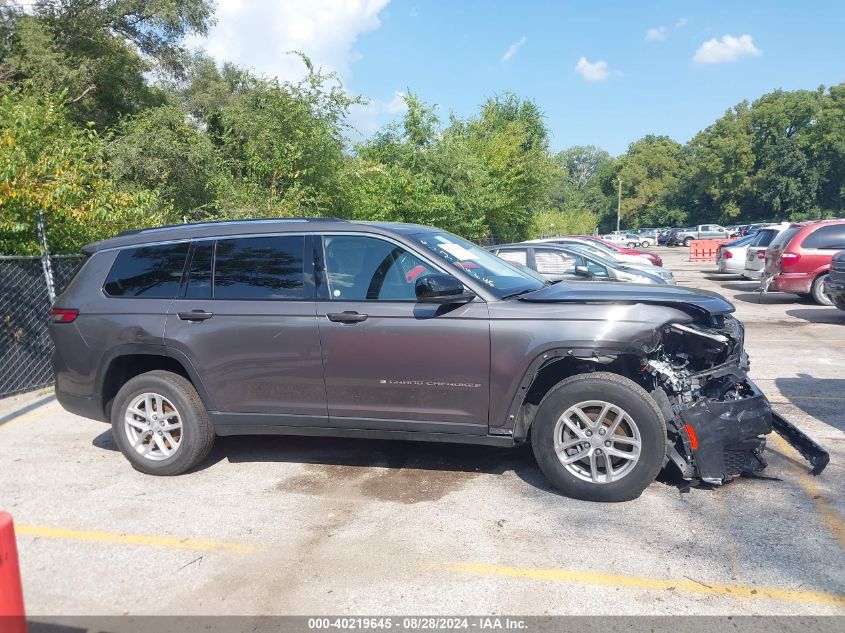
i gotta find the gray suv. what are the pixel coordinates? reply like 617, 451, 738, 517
49, 219, 827, 502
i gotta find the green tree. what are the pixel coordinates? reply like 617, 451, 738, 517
1, 1, 214, 128
0, 89, 172, 254
615, 135, 684, 228
107, 104, 224, 216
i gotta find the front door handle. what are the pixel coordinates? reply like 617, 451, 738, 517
178, 310, 213, 322
326, 311, 368, 324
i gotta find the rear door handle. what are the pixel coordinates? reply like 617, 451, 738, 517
327, 311, 368, 324
178, 310, 213, 322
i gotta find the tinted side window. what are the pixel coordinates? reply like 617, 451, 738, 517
802, 225, 845, 250
104, 243, 189, 298
185, 241, 214, 299
322, 235, 435, 301
214, 236, 306, 300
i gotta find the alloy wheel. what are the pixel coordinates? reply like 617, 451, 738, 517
553, 400, 642, 484
123, 392, 183, 461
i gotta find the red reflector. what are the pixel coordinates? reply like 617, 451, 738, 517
49, 308, 78, 323
683, 423, 700, 451
724, 251, 733, 259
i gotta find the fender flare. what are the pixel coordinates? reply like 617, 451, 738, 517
95, 343, 215, 414
501, 343, 647, 434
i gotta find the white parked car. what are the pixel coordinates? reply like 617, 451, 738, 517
602, 232, 653, 248
743, 223, 792, 280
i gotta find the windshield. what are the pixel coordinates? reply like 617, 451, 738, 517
410, 232, 545, 298
751, 229, 778, 247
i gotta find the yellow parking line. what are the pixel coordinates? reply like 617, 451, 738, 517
0, 404, 61, 429
431, 562, 845, 606
16, 524, 255, 554
770, 434, 845, 551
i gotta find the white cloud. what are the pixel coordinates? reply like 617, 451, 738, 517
190, 0, 391, 82
645, 26, 667, 41
501, 36, 527, 62
676, 17, 688, 28
574, 56, 610, 82
347, 91, 408, 138
693, 34, 761, 64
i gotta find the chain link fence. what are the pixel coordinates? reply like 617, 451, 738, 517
0, 254, 84, 398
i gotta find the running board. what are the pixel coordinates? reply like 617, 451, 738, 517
771, 412, 830, 476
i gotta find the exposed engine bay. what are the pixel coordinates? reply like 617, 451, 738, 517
645, 313, 829, 485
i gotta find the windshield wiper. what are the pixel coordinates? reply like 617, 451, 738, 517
501, 288, 538, 300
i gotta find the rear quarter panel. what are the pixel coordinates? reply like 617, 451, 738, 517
49, 250, 170, 397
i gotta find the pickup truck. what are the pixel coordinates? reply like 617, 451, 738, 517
667, 225, 731, 247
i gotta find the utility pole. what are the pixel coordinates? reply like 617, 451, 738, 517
616, 178, 622, 233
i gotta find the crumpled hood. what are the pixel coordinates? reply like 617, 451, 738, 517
519, 281, 735, 316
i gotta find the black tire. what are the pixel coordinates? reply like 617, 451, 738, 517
531, 372, 666, 502
111, 370, 215, 475
683, 237, 693, 247
811, 274, 833, 306
834, 295, 845, 311
626, 242, 637, 248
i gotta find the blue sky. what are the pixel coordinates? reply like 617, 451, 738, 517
195, 0, 845, 155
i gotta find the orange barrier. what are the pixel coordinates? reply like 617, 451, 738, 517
689, 238, 732, 262
0, 512, 26, 633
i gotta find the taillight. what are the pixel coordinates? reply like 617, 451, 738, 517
724, 251, 733, 259
757, 250, 766, 259
780, 252, 801, 269
49, 308, 78, 323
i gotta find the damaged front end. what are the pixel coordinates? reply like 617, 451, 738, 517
645, 313, 829, 484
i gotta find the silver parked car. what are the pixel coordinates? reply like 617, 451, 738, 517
488, 243, 668, 285
716, 235, 756, 274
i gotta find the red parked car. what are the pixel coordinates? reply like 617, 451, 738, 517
763, 219, 845, 305
571, 235, 663, 267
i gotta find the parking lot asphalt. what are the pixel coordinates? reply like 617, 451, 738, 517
0, 246, 843, 616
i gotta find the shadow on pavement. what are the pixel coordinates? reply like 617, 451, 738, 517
775, 373, 845, 433
785, 308, 845, 324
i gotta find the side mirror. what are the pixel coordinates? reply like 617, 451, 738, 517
415, 273, 475, 304
574, 265, 591, 277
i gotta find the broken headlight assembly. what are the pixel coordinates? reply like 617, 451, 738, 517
645, 314, 829, 485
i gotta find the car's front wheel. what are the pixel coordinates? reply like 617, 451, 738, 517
811, 274, 834, 306
111, 370, 215, 475
531, 372, 666, 502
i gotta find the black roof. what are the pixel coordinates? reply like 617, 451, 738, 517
83, 217, 438, 254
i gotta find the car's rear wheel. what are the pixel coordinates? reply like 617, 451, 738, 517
683, 237, 693, 247
531, 372, 666, 502
811, 274, 833, 306
626, 241, 638, 248
111, 370, 215, 475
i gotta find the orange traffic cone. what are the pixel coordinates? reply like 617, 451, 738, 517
0, 512, 26, 633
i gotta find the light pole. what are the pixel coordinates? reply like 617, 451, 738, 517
616, 178, 622, 233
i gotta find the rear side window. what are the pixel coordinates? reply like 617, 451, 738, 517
104, 243, 190, 298
214, 236, 305, 300
185, 241, 214, 299
771, 226, 803, 249
801, 224, 845, 250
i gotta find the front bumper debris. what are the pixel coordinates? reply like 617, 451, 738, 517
678, 379, 772, 485
672, 380, 829, 484
771, 411, 830, 476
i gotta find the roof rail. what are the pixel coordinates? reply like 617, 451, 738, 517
116, 217, 348, 238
